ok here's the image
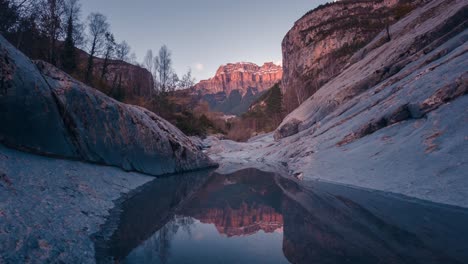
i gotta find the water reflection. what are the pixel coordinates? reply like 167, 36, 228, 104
182, 169, 284, 237
94, 169, 468, 264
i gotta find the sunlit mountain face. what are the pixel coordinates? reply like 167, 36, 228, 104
94, 169, 468, 264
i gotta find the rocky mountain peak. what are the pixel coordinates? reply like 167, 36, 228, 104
192, 62, 283, 115
195, 62, 283, 95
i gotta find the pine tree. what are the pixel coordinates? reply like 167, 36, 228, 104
62, 13, 76, 73
267, 83, 283, 115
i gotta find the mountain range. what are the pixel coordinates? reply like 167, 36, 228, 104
192, 62, 283, 115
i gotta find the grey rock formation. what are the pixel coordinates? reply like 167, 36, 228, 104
281, 0, 425, 112
207, 0, 468, 208
274, 118, 302, 140
0, 35, 216, 176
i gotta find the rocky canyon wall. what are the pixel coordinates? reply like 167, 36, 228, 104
281, 0, 425, 112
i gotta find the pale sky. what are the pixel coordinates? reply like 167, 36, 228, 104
80, 0, 327, 81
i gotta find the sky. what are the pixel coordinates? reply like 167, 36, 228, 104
80, 0, 327, 81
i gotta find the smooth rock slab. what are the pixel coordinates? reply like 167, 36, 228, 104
0, 35, 216, 176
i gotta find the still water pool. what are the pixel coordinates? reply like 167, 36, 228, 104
94, 169, 468, 264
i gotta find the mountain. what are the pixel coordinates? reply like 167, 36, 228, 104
207, 0, 468, 208
281, 0, 425, 112
0, 35, 216, 176
193, 62, 283, 115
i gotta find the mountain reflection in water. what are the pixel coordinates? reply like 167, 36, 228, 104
94, 169, 468, 264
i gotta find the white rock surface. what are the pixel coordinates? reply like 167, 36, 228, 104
207, 0, 468, 208
0, 145, 153, 263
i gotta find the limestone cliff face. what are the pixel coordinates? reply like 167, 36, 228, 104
195, 62, 282, 96
281, 0, 425, 112
193, 62, 282, 115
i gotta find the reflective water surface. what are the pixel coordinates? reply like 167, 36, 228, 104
94, 169, 468, 264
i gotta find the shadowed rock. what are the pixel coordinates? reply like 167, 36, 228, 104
0, 35, 216, 176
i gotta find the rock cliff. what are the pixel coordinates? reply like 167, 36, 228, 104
95, 59, 154, 98
0, 35, 216, 176
75, 48, 154, 99
193, 62, 282, 115
207, 0, 468, 208
281, 0, 425, 112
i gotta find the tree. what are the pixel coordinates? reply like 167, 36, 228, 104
61, 0, 83, 73
101, 32, 115, 80
115, 41, 130, 61
143, 49, 153, 73
167, 71, 179, 92
128, 52, 137, 65
85, 12, 109, 83
0, 0, 19, 33
63, 0, 84, 47
61, 12, 76, 72
38, 0, 66, 65
179, 68, 196, 89
1, 0, 42, 54
153, 45, 173, 94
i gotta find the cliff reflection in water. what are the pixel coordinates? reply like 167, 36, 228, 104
182, 169, 284, 237
95, 168, 468, 264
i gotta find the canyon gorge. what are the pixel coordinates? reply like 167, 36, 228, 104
0, 0, 467, 262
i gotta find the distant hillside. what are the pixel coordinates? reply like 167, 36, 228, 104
225, 83, 285, 141
2, 33, 154, 102
74, 47, 154, 100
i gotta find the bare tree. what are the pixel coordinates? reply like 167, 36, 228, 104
101, 32, 115, 80
154, 45, 173, 93
85, 12, 109, 83
38, 0, 66, 65
179, 68, 196, 89
115, 40, 130, 61
167, 71, 179, 92
129, 52, 137, 65
143, 49, 153, 73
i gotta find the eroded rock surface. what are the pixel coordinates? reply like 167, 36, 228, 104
0, 35, 216, 176
208, 0, 468, 208
0, 145, 153, 263
281, 0, 425, 112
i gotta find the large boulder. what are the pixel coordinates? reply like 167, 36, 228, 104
0, 35, 77, 157
0, 35, 216, 176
